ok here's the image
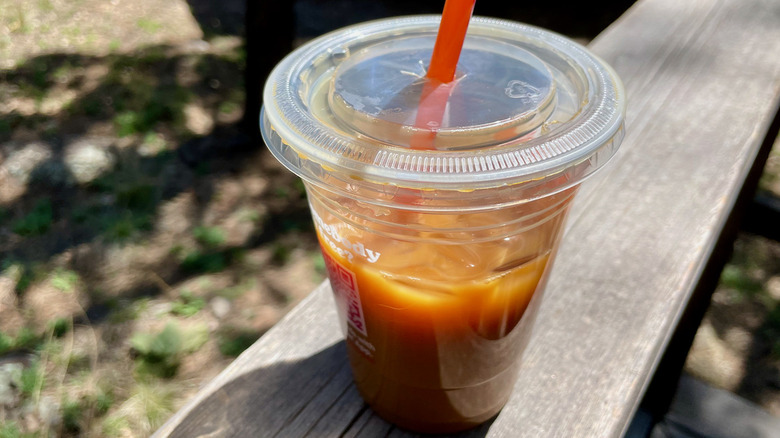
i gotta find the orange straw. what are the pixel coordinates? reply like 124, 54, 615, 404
411, 0, 476, 150
427, 0, 476, 83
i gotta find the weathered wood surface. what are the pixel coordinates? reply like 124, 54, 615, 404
154, 0, 780, 436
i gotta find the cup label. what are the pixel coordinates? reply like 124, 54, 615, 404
322, 250, 368, 337
311, 209, 381, 264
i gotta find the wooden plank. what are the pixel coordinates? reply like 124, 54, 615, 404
346, 410, 394, 438
486, 0, 780, 435
274, 363, 361, 437
154, 0, 780, 436
301, 384, 366, 437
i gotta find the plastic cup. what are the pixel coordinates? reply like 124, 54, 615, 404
261, 16, 625, 433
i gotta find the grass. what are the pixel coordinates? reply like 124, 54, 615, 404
0, 423, 22, 438
95, 390, 115, 416
180, 250, 227, 274
12, 198, 53, 237
131, 322, 184, 378
0, 328, 43, 355
193, 226, 225, 248
49, 317, 71, 338
136, 18, 162, 34
19, 362, 44, 396
719, 264, 765, 299
130, 321, 208, 378
121, 381, 176, 432
272, 243, 293, 265
62, 398, 83, 433
102, 415, 131, 438
0, 4, 302, 437
170, 291, 206, 317
50, 268, 80, 292
312, 251, 326, 277
70, 179, 161, 242
217, 329, 259, 358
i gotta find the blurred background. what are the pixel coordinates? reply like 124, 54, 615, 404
0, 0, 778, 436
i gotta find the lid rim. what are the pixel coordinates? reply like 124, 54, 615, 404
262, 15, 626, 190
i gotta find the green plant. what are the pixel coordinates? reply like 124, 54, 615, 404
114, 111, 141, 137
0, 327, 43, 355
50, 317, 71, 338
0, 262, 36, 294
52, 61, 74, 83
19, 362, 43, 396
131, 322, 183, 378
0, 422, 21, 438
193, 226, 225, 249
117, 183, 156, 212
218, 329, 259, 357
312, 252, 326, 276
108, 38, 121, 51
14, 327, 39, 350
95, 390, 114, 416
180, 250, 226, 274
0, 333, 12, 355
218, 101, 240, 115
102, 415, 130, 437
51, 268, 79, 292
719, 264, 764, 297
136, 18, 162, 34
104, 212, 153, 242
170, 291, 206, 317
13, 198, 53, 236
272, 243, 292, 265
141, 132, 167, 154
62, 398, 83, 433
123, 381, 176, 432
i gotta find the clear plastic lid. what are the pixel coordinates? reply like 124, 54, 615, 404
262, 16, 625, 202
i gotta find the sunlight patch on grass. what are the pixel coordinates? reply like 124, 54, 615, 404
50, 268, 80, 292
136, 18, 162, 34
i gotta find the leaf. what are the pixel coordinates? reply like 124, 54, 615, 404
130, 332, 155, 356
148, 323, 182, 358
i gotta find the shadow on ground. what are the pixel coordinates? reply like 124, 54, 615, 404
0, 43, 317, 331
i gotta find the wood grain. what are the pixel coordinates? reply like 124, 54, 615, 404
153, 0, 780, 436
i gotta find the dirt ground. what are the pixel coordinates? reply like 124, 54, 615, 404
0, 0, 778, 436
1, 1, 324, 435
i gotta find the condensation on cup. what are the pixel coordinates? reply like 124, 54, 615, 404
261, 16, 626, 433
